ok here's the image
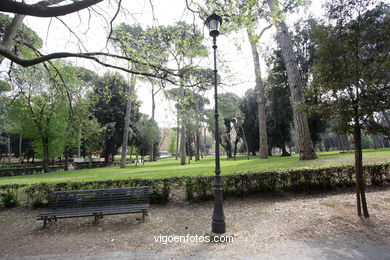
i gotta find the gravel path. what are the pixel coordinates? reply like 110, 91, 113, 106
6, 237, 390, 260
1, 186, 389, 259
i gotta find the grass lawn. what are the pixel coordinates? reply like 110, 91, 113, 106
0, 149, 389, 186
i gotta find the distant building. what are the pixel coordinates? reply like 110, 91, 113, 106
158, 127, 213, 155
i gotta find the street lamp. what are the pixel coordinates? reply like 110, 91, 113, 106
206, 13, 226, 234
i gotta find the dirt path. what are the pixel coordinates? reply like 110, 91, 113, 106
1, 186, 389, 259
7, 237, 390, 260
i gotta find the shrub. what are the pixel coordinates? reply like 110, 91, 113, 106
1, 192, 20, 208
0, 163, 389, 206
31, 199, 49, 209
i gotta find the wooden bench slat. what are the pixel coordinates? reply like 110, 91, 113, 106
52, 187, 149, 194
37, 204, 149, 218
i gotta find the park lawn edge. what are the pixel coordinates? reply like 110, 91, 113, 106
0, 161, 389, 189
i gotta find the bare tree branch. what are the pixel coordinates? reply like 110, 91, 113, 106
55, 17, 88, 52
259, 24, 272, 38
0, 0, 104, 17
185, 0, 200, 14
106, 0, 122, 46
0, 43, 177, 75
34, 0, 66, 7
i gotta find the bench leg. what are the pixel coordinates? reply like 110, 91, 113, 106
43, 217, 47, 228
142, 212, 146, 222
93, 213, 103, 224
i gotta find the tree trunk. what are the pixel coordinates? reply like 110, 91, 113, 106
88, 155, 92, 169
120, 74, 136, 168
0, 14, 25, 64
239, 124, 250, 160
268, 145, 273, 156
233, 137, 239, 160
194, 101, 200, 162
18, 133, 22, 165
195, 132, 200, 161
247, 29, 268, 159
343, 135, 350, 150
372, 135, 380, 149
7, 135, 11, 165
176, 111, 179, 160
281, 146, 291, 156
337, 134, 349, 151
64, 148, 69, 171
42, 136, 49, 173
353, 116, 369, 218
382, 111, 390, 127
267, 0, 316, 160
77, 126, 81, 158
187, 134, 191, 164
203, 127, 207, 156
180, 121, 186, 165
149, 144, 154, 162
150, 85, 156, 162
200, 129, 204, 159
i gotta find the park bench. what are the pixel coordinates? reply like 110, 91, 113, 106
37, 186, 149, 228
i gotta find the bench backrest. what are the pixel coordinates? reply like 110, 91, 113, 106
48, 186, 150, 209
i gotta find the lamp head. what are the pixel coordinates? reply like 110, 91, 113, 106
206, 13, 222, 38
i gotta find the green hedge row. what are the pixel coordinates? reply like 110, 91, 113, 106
0, 165, 64, 177
1, 163, 389, 206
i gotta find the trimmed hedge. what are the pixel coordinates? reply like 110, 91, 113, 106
0, 165, 64, 177
1, 163, 389, 206
73, 163, 108, 170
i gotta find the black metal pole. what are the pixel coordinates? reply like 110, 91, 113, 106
211, 35, 226, 234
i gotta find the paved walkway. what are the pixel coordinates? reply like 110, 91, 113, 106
6, 236, 390, 260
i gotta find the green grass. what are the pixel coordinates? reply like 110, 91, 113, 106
0, 149, 389, 186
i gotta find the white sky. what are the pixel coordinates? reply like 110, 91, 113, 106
12, 0, 325, 128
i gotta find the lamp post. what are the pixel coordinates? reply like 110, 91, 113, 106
206, 13, 226, 234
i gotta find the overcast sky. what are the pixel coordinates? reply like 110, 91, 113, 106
19, 0, 325, 128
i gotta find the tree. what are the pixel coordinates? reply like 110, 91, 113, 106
110, 24, 145, 168
248, 29, 269, 159
111, 24, 169, 163
181, 69, 212, 161
80, 116, 105, 168
266, 49, 293, 156
7, 64, 70, 172
92, 72, 141, 164
133, 115, 160, 162
167, 129, 177, 155
292, 18, 328, 149
206, 92, 242, 158
156, 22, 208, 165
266, 0, 316, 160
240, 89, 259, 155
313, 1, 390, 218
205, 0, 270, 158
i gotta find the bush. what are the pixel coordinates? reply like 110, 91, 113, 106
1, 192, 20, 208
0, 163, 389, 206
31, 199, 49, 209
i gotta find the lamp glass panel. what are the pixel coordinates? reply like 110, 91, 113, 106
208, 19, 220, 32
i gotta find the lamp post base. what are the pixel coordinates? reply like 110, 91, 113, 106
212, 220, 226, 234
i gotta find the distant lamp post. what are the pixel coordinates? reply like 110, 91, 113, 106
206, 13, 226, 234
